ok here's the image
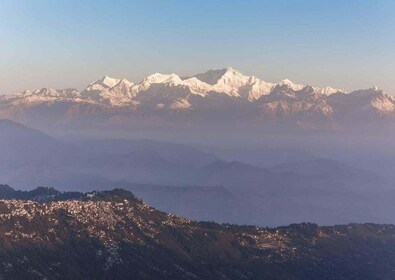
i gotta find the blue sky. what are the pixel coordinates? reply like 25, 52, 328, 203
0, 0, 394, 94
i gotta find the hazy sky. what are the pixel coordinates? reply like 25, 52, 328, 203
1, 0, 394, 94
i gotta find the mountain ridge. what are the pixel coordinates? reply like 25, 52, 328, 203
2, 67, 392, 128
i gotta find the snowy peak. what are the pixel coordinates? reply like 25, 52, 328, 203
217, 67, 254, 86
81, 68, 353, 102
142, 73, 182, 85
99, 76, 121, 88
1, 67, 394, 127
278, 79, 304, 91
86, 76, 121, 91
192, 67, 271, 98
115, 78, 134, 88
9, 88, 80, 100
312, 86, 346, 96
193, 68, 229, 85
194, 67, 251, 87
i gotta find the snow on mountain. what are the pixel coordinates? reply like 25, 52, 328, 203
0, 88, 82, 110
193, 68, 229, 85
278, 79, 304, 91
4, 88, 80, 100
0, 68, 349, 106
0, 67, 394, 127
81, 76, 136, 106
349, 87, 395, 113
241, 80, 275, 101
142, 73, 183, 85
313, 86, 345, 96
86, 76, 121, 91
191, 67, 274, 99
182, 77, 212, 96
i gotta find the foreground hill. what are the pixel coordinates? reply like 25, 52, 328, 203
0, 186, 394, 279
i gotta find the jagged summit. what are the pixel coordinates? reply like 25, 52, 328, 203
278, 78, 304, 91
142, 73, 182, 85
98, 76, 122, 88
116, 78, 134, 87
193, 67, 240, 85
85, 76, 122, 92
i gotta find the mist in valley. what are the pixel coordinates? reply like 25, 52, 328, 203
1, 119, 394, 227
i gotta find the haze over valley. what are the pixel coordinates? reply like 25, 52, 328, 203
1, 116, 395, 227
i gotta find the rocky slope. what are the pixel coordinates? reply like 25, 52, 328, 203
0, 186, 395, 279
1, 68, 394, 128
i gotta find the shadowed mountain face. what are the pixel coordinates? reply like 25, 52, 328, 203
0, 186, 394, 280
0, 119, 62, 165
0, 119, 110, 189
1, 119, 395, 226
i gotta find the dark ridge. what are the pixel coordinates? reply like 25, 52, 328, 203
0, 185, 139, 203
0, 184, 16, 198
86, 188, 140, 203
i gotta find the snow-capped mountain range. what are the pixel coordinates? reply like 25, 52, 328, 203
1, 67, 394, 128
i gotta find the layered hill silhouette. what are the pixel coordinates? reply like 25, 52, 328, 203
1, 119, 394, 226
